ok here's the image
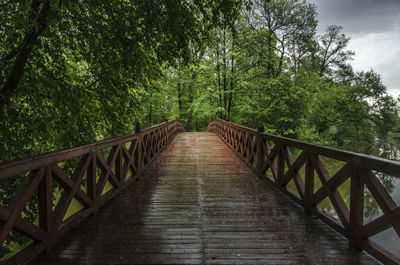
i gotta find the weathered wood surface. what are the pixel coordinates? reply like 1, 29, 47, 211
31, 133, 379, 265
207, 118, 400, 265
0, 119, 184, 265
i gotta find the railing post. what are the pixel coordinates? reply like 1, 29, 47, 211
135, 121, 141, 134
38, 166, 52, 253
276, 144, 285, 186
115, 146, 122, 184
349, 165, 364, 250
135, 121, 142, 173
87, 152, 97, 202
304, 152, 314, 214
256, 122, 265, 175
39, 167, 53, 233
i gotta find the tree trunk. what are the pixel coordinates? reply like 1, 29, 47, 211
148, 93, 153, 124
0, 0, 51, 113
187, 87, 193, 132
277, 40, 285, 76
216, 44, 223, 119
223, 26, 228, 119
187, 71, 198, 132
267, 34, 274, 78
177, 81, 182, 116
227, 38, 235, 120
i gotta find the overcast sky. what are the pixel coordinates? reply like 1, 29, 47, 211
307, 0, 400, 97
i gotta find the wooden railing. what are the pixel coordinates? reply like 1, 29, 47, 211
0, 119, 185, 265
207, 118, 400, 265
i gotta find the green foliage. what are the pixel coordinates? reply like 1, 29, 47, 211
0, 0, 244, 258
0, 0, 399, 260
163, 0, 399, 155
0, 0, 244, 161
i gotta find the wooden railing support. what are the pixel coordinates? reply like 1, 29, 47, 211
0, 119, 185, 265
87, 152, 97, 202
207, 118, 400, 265
255, 122, 265, 175
304, 152, 314, 215
135, 121, 141, 133
349, 165, 364, 250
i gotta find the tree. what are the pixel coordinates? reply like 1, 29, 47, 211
315, 25, 355, 78
0, 0, 245, 114
0, 0, 52, 112
0, 0, 245, 160
245, 0, 318, 77
308, 70, 398, 153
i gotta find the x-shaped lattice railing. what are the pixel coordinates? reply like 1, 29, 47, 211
207, 118, 400, 265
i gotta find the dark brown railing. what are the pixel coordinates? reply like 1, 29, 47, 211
207, 118, 400, 265
0, 119, 184, 265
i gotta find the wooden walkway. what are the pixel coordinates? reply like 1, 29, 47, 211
31, 132, 380, 265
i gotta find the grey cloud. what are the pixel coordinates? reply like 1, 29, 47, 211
308, 0, 400, 96
308, 0, 400, 35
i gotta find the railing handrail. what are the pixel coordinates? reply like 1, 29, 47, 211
207, 117, 400, 265
0, 119, 181, 179
214, 118, 400, 176
0, 118, 185, 265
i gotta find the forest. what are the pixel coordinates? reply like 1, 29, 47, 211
1, 0, 400, 261
1, 0, 399, 165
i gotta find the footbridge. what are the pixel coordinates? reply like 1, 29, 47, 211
1, 119, 399, 264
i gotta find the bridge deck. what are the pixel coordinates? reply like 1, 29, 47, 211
31, 132, 379, 265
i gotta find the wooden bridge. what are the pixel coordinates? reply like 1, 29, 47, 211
0, 119, 399, 265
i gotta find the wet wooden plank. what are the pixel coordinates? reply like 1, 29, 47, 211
30, 132, 380, 265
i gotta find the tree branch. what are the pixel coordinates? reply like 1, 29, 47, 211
0, 0, 51, 113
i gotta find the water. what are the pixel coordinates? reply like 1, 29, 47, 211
284, 136, 400, 259
367, 137, 400, 258
331, 136, 400, 258
369, 179, 400, 255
